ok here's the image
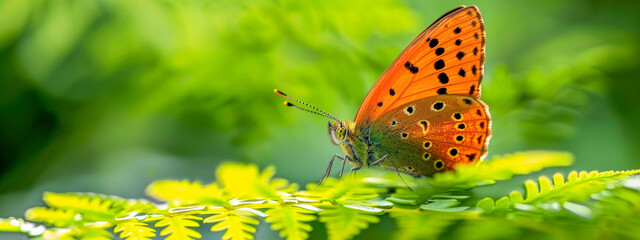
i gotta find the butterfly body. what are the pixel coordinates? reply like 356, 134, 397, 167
279, 5, 491, 178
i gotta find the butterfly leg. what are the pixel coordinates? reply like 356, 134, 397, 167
349, 165, 362, 179
369, 155, 413, 191
337, 155, 350, 180
317, 154, 346, 185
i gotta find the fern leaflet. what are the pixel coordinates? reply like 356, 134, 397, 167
203, 208, 260, 240
155, 215, 202, 240
114, 221, 156, 240
319, 205, 380, 240
265, 205, 316, 240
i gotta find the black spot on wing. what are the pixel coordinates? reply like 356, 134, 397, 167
438, 73, 449, 84
406, 106, 414, 114
434, 60, 445, 70
449, 148, 459, 156
432, 102, 444, 110
466, 153, 476, 161
437, 88, 447, 95
458, 68, 466, 77
429, 38, 439, 48
435, 160, 444, 169
405, 61, 419, 74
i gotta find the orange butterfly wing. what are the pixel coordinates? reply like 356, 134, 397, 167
354, 6, 486, 124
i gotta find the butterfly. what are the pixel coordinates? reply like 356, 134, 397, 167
276, 5, 490, 182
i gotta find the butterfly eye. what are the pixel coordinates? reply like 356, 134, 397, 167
337, 128, 346, 140
329, 125, 348, 145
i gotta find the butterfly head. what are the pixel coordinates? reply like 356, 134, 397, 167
328, 121, 349, 145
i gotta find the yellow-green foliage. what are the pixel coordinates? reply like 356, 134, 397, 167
114, 221, 156, 240
0, 151, 638, 240
203, 208, 260, 240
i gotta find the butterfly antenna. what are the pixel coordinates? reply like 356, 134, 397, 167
274, 89, 340, 122
282, 101, 337, 119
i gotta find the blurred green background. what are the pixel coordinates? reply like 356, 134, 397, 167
1, 0, 639, 238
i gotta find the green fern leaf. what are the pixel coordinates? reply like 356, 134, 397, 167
25, 207, 78, 228
428, 151, 574, 189
43, 193, 122, 221
298, 177, 381, 204
0, 218, 24, 232
478, 169, 640, 218
524, 170, 640, 204
391, 211, 466, 240
155, 215, 203, 240
591, 182, 640, 239
77, 228, 112, 240
420, 199, 470, 212
146, 180, 228, 206
114, 221, 156, 240
449, 219, 521, 240
204, 208, 260, 240
319, 205, 380, 240
265, 205, 316, 240
216, 163, 297, 200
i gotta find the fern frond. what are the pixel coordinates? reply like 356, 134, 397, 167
216, 163, 298, 200
204, 208, 261, 240
420, 199, 470, 212
155, 215, 202, 240
428, 151, 574, 189
386, 151, 571, 207
1, 156, 638, 240
145, 180, 228, 206
77, 228, 112, 240
0, 218, 25, 232
298, 177, 381, 204
43, 192, 123, 221
114, 221, 156, 240
391, 211, 468, 240
25, 207, 78, 228
319, 205, 380, 240
588, 177, 640, 239
448, 218, 528, 240
477, 169, 640, 217
0, 217, 77, 238
265, 205, 317, 240
523, 170, 640, 204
